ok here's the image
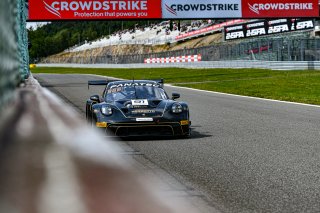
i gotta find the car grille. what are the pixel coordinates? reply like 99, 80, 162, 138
114, 125, 174, 137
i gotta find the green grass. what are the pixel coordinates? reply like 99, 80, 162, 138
32, 67, 320, 105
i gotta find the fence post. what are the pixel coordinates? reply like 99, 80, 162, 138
301, 39, 305, 61
267, 39, 270, 61
288, 39, 291, 61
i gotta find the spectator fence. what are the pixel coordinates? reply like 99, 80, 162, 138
0, 0, 29, 109
41, 30, 320, 65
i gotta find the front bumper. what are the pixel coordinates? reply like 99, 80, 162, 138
96, 120, 190, 137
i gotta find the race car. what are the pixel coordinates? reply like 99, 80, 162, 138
86, 79, 191, 137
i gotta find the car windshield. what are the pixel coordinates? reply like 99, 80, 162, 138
105, 85, 168, 101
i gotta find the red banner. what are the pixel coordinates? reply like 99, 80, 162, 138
176, 19, 246, 41
242, 0, 319, 18
29, 0, 162, 20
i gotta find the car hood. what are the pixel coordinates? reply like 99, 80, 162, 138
113, 99, 169, 118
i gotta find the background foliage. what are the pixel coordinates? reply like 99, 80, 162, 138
28, 20, 160, 62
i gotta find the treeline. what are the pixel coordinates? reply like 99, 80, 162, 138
28, 20, 160, 62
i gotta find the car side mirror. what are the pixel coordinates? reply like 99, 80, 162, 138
172, 93, 180, 100
90, 95, 100, 103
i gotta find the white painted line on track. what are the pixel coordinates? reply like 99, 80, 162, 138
166, 84, 320, 109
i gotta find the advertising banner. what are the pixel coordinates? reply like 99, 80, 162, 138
28, 0, 162, 20
225, 19, 314, 41
176, 19, 246, 41
162, 0, 242, 19
242, 0, 319, 18
29, 0, 319, 21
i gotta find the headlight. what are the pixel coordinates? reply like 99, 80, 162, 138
172, 103, 183, 113
101, 106, 113, 116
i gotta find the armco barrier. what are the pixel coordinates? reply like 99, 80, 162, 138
37, 61, 320, 70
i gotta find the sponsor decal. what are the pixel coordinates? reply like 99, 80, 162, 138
243, 0, 319, 18
109, 82, 161, 89
246, 21, 264, 29
245, 21, 267, 37
29, 0, 319, 20
296, 20, 314, 30
43, 1, 61, 18
248, 2, 313, 15
225, 18, 314, 40
246, 28, 266, 37
177, 19, 246, 40
132, 99, 149, 106
165, 3, 177, 16
170, 3, 239, 12
225, 25, 243, 32
226, 31, 245, 40
162, 0, 241, 18
132, 109, 156, 114
136, 118, 153, 122
29, 0, 161, 20
107, 87, 123, 94
268, 24, 289, 34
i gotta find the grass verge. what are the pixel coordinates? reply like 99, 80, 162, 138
32, 67, 320, 105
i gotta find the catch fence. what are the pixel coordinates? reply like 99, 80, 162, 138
41, 30, 320, 64
0, 0, 29, 109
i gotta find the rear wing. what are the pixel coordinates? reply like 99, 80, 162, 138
154, 79, 164, 84
88, 79, 164, 89
87, 80, 116, 89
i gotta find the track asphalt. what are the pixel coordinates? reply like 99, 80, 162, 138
35, 74, 320, 213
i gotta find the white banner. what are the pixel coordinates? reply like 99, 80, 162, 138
162, 0, 242, 19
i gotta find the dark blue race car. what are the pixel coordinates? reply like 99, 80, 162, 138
86, 79, 191, 137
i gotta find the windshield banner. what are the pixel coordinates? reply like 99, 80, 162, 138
29, 0, 162, 20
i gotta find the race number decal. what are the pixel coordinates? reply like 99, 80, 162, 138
132, 99, 148, 106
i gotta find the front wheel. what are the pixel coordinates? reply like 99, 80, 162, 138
179, 125, 191, 139
185, 127, 191, 138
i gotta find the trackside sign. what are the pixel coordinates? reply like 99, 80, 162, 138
28, 0, 319, 20
161, 0, 318, 19
242, 0, 319, 18
225, 19, 315, 40
162, 0, 242, 18
28, 0, 162, 20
